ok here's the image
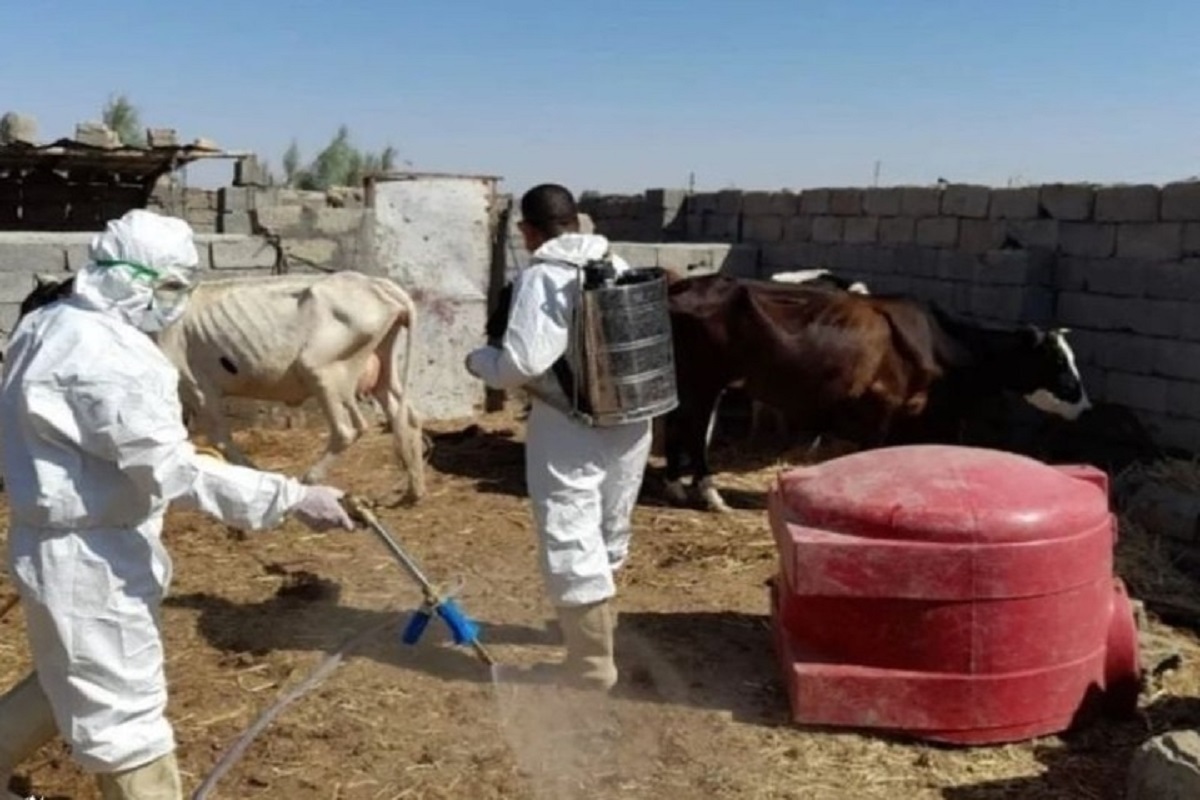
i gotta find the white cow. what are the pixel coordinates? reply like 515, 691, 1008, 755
155, 271, 426, 503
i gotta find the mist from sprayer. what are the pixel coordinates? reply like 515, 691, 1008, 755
485, 623, 697, 799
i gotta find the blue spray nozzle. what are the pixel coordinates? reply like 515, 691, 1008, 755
401, 606, 433, 645
435, 598, 480, 646
400, 598, 481, 648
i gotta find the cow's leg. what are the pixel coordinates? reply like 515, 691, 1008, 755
665, 386, 729, 512
662, 409, 690, 506
182, 375, 256, 469
376, 388, 425, 503
304, 379, 362, 484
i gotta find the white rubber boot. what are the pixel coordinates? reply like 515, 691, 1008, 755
0, 672, 58, 799
96, 751, 182, 800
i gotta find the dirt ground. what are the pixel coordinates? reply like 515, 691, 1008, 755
2, 403, 1200, 800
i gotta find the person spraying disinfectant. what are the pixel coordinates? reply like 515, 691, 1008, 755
0, 209, 355, 799
465, 183, 677, 692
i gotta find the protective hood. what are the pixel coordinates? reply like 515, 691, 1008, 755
72, 209, 200, 332
530, 233, 613, 269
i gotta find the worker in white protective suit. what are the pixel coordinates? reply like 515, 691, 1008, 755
465, 184, 653, 692
0, 209, 356, 800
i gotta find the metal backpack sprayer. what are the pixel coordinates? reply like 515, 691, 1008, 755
556, 256, 680, 427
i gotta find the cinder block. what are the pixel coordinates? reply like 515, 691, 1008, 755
218, 186, 255, 214
1128, 298, 1187, 338
811, 216, 843, 243
64, 243, 90, 270
646, 188, 688, 213
915, 217, 959, 248
741, 214, 784, 244
769, 191, 800, 215
1166, 379, 1200, 418
1060, 258, 1146, 297
740, 191, 774, 216
843, 216, 879, 245
913, 247, 942, 278
608, 243, 660, 268
210, 237, 278, 269
1091, 332, 1157, 375
1040, 184, 1096, 221
933, 250, 973, 281
1156, 340, 1200, 382
1175, 299, 1200, 342
959, 220, 1007, 254
863, 188, 901, 216
1095, 185, 1160, 223
1006, 219, 1058, 250
233, 155, 270, 187
0, 271, 39, 303
716, 190, 743, 215
0, 242, 66, 272
829, 189, 863, 216
74, 121, 119, 148
907, 277, 956, 309
799, 189, 831, 215
1184, 223, 1200, 256
879, 216, 916, 244
969, 284, 1032, 322
1116, 223, 1183, 260
313, 208, 364, 236
1161, 181, 1200, 221
989, 187, 1040, 220
760, 244, 807, 270
656, 243, 745, 275
146, 128, 178, 148
892, 245, 922, 276
283, 238, 338, 268
1143, 259, 1200, 301
688, 193, 719, 214
941, 184, 990, 218
1056, 291, 1128, 330
783, 215, 813, 243
719, 244, 759, 277
856, 246, 896, 274
1106, 372, 1170, 414
900, 187, 942, 217
1059, 223, 1116, 257
702, 213, 739, 242
218, 212, 253, 235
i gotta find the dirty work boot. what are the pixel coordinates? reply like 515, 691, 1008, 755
97, 751, 182, 800
0, 672, 59, 800
559, 599, 618, 691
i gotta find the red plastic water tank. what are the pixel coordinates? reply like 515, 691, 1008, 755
767, 444, 1140, 745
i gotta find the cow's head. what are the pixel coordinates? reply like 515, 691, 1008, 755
1015, 326, 1092, 420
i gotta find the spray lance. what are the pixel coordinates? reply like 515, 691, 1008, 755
341, 495, 496, 666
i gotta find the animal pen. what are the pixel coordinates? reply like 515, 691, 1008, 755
0, 148, 1198, 797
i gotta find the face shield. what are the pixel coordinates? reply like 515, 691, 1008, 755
94, 257, 197, 332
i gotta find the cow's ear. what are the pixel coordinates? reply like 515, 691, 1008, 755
1023, 324, 1045, 347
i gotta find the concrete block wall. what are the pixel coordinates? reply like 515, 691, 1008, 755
579, 181, 1200, 455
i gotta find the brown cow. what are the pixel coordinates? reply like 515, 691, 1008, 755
662, 274, 1091, 511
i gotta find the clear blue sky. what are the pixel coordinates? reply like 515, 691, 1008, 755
3, 1, 1198, 196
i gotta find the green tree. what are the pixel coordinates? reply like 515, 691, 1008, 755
102, 93, 144, 147
291, 125, 400, 190
282, 140, 302, 186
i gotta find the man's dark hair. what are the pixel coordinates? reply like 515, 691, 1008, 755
520, 183, 580, 237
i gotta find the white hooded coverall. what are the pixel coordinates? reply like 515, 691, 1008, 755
0, 211, 311, 774
466, 233, 652, 608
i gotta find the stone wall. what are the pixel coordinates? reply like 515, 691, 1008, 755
579, 182, 1200, 454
